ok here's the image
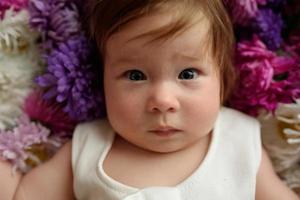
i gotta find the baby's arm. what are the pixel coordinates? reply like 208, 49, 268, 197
255, 148, 299, 200
13, 141, 74, 200
0, 160, 22, 200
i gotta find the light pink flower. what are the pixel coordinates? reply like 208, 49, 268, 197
0, 113, 50, 172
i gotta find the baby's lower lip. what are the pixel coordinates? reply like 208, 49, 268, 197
149, 130, 181, 137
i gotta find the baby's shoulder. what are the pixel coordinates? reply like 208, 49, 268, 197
216, 107, 262, 169
74, 118, 109, 130
220, 107, 260, 128
72, 118, 113, 148
217, 107, 261, 149
73, 119, 112, 138
71, 118, 114, 171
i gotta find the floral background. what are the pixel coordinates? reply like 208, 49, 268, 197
0, 0, 299, 195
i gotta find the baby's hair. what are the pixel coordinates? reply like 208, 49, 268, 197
86, 0, 236, 102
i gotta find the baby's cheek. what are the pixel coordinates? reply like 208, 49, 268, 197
108, 98, 142, 127
185, 96, 220, 131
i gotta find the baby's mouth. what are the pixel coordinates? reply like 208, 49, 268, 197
148, 126, 182, 137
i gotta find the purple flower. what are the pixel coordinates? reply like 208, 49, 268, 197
229, 36, 300, 116
0, 114, 50, 172
0, 0, 28, 19
36, 35, 104, 121
29, 0, 81, 51
251, 8, 284, 50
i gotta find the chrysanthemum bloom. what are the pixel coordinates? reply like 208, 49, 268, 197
229, 36, 300, 116
23, 90, 77, 136
258, 100, 300, 190
0, 72, 32, 130
0, 8, 42, 130
36, 35, 104, 121
29, 0, 81, 51
251, 8, 284, 50
285, 34, 300, 62
0, 113, 50, 172
0, 0, 28, 19
225, 0, 267, 25
0, 9, 38, 54
274, 100, 300, 144
0, 40, 42, 130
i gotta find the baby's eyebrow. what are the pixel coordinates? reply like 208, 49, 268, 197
109, 56, 138, 67
172, 51, 204, 63
111, 53, 202, 66
174, 53, 201, 61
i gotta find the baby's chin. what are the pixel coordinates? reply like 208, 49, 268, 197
142, 146, 185, 154
132, 139, 200, 154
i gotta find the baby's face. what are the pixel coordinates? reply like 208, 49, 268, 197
104, 11, 221, 153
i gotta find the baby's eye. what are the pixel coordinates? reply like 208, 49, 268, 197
178, 68, 199, 80
126, 70, 146, 81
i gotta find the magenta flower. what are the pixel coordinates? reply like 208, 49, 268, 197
229, 36, 300, 116
0, 0, 28, 19
23, 90, 77, 136
0, 114, 50, 172
285, 34, 300, 62
225, 0, 267, 25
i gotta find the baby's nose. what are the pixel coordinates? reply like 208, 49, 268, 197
146, 83, 180, 113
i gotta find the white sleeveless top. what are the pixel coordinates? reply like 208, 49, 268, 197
72, 107, 261, 200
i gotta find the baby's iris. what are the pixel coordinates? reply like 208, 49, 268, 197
127, 70, 146, 81
179, 68, 199, 80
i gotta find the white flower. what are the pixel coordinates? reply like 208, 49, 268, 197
0, 9, 44, 130
0, 9, 38, 54
0, 53, 45, 129
0, 51, 44, 129
259, 100, 300, 173
0, 72, 32, 130
276, 100, 300, 144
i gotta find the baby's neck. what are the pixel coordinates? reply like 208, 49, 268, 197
103, 133, 212, 188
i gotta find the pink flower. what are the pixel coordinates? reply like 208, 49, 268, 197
229, 36, 300, 116
23, 90, 77, 136
0, 0, 28, 19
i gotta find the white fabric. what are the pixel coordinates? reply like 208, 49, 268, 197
72, 107, 262, 200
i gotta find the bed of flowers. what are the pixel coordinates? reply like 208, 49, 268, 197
226, 0, 300, 193
0, 0, 299, 194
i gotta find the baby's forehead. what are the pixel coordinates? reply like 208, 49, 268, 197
106, 12, 211, 55
105, 18, 215, 70
113, 9, 209, 39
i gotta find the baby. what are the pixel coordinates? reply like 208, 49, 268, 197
9, 0, 300, 199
